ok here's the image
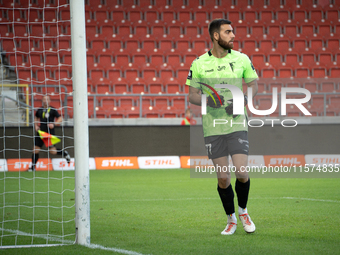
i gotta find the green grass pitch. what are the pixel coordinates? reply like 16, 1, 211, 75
1, 169, 340, 255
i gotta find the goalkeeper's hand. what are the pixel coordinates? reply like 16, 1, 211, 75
207, 94, 225, 108
225, 95, 248, 118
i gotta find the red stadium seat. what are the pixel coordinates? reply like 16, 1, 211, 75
125, 39, 140, 53
320, 81, 336, 92
327, 39, 340, 54
113, 83, 129, 94
175, 39, 191, 54
233, 25, 248, 40
303, 82, 318, 92
160, 10, 176, 24
284, 53, 299, 67
300, 24, 316, 38
127, 10, 142, 23
211, 10, 225, 20
166, 83, 181, 94
107, 69, 122, 81
276, 39, 291, 53
244, 11, 258, 24
96, 83, 111, 94
267, 53, 283, 67
276, 10, 290, 23
150, 25, 166, 39
261, 68, 276, 78
267, 25, 281, 38
115, 54, 130, 67
141, 39, 157, 54
45, 53, 60, 66
145, 11, 159, 23
251, 54, 266, 69
259, 10, 274, 24
295, 67, 310, 78
278, 67, 293, 78
132, 54, 147, 69
292, 10, 307, 22
301, 53, 317, 66
142, 68, 157, 81
329, 67, 340, 78
148, 83, 163, 94
309, 39, 324, 53
124, 68, 140, 81
318, 52, 334, 67
312, 67, 327, 78
166, 54, 182, 68
293, 39, 308, 52
159, 39, 174, 53
149, 54, 165, 68
226, 11, 241, 23
131, 83, 147, 94
97, 54, 113, 68
194, 11, 209, 25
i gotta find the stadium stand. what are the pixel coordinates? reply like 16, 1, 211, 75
4, 0, 340, 118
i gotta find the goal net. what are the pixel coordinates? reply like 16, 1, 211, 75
0, 0, 78, 247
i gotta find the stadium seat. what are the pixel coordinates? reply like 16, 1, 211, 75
175, 39, 191, 54
184, 26, 199, 39
318, 52, 334, 67
295, 67, 310, 78
97, 54, 114, 68
292, 10, 307, 22
149, 54, 165, 68
226, 11, 241, 23
115, 54, 130, 67
142, 68, 157, 81
329, 67, 340, 78
284, 25, 300, 40
312, 67, 327, 78
251, 53, 266, 69
303, 82, 319, 92
159, 69, 174, 81
124, 68, 140, 81
327, 39, 340, 54
134, 25, 149, 38
168, 25, 184, 39
233, 25, 248, 41
300, 24, 316, 39
160, 10, 176, 25
261, 68, 276, 78
113, 83, 129, 94
259, 10, 274, 24
176, 69, 189, 81
145, 10, 159, 23
193, 11, 209, 25
159, 39, 174, 53
169, 0, 186, 10
96, 83, 111, 94
131, 83, 147, 94
166, 54, 182, 68
320, 81, 336, 92
211, 10, 225, 20
111, 10, 126, 24
107, 69, 122, 81
148, 83, 163, 94
275, 39, 291, 53
45, 53, 60, 66
244, 11, 258, 24
125, 39, 140, 54
150, 25, 166, 39
166, 83, 181, 94
108, 39, 123, 53
325, 9, 339, 21
178, 10, 193, 25
309, 39, 324, 53
284, 53, 299, 67
267, 25, 281, 39
132, 54, 147, 69
293, 39, 308, 52
141, 39, 157, 54
276, 10, 290, 23
301, 53, 317, 66
267, 53, 283, 68
278, 67, 293, 78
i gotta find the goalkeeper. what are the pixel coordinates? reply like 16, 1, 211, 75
186, 19, 258, 235
28, 96, 70, 171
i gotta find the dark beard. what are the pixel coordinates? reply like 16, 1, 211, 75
217, 36, 233, 50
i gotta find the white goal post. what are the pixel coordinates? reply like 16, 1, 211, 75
70, 0, 90, 246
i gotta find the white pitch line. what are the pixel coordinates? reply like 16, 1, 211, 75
281, 197, 340, 203
0, 228, 148, 255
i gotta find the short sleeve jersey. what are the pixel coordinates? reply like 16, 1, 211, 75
35, 107, 60, 135
186, 49, 258, 137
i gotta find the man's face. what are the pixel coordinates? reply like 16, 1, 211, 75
216, 24, 235, 50
42, 96, 50, 108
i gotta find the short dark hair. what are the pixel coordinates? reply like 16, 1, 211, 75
208, 19, 232, 42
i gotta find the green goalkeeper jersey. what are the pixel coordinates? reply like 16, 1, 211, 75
186, 49, 258, 137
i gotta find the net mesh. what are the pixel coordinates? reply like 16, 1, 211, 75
0, 0, 75, 247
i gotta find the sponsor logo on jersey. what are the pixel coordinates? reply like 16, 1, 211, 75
217, 66, 226, 71
205, 69, 214, 72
